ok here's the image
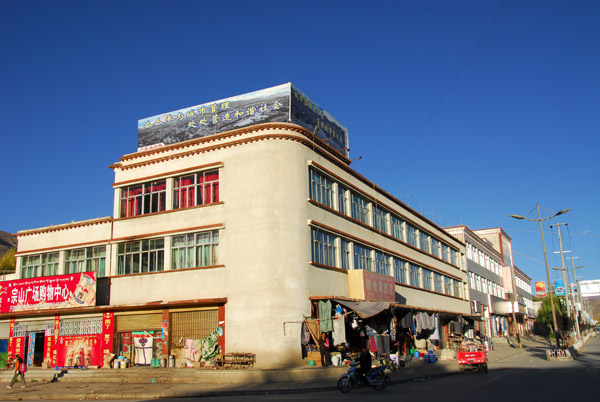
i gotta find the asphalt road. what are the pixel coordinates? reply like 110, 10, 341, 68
140, 336, 600, 402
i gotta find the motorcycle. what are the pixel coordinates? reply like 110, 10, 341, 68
337, 361, 387, 393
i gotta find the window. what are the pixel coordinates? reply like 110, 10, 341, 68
353, 244, 372, 271
375, 251, 390, 276
444, 276, 453, 295
311, 229, 337, 267
120, 180, 166, 218
338, 185, 348, 215
309, 168, 334, 208
351, 193, 370, 224
21, 253, 59, 278
453, 280, 461, 298
431, 238, 441, 258
174, 170, 219, 209
451, 249, 458, 266
172, 231, 219, 269
390, 215, 404, 241
469, 272, 475, 289
65, 246, 106, 276
117, 239, 164, 275
406, 224, 417, 247
422, 269, 432, 290
393, 258, 407, 284
372, 205, 388, 233
441, 244, 450, 262
419, 232, 430, 253
409, 264, 420, 287
434, 273, 443, 293
340, 239, 351, 270
466, 243, 473, 260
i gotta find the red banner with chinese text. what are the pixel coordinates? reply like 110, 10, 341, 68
0, 272, 96, 313
102, 311, 114, 357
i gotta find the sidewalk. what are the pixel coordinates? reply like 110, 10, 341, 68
0, 336, 555, 401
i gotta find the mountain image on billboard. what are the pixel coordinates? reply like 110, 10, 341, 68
138, 84, 290, 151
137, 83, 349, 156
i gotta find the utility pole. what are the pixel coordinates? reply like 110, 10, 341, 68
551, 223, 574, 342
569, 255, 583, 340
536, 205, 560, 349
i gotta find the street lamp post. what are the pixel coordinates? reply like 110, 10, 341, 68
509, 204, 570, 349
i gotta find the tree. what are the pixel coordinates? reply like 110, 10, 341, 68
0, 248, 16, 274
535, 293, 570, 337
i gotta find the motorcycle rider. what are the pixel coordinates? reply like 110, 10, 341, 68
357, 346, 372, 384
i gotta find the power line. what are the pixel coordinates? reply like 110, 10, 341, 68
379, 0, 513, 182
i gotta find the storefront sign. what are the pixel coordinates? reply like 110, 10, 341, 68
534, 281, 547, 297
554, 280, 566, 296
137, 83, 349, 157
0, 272, 97, 313
348, 270, 395, 302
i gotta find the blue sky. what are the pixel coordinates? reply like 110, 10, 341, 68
1, 0, 598, 287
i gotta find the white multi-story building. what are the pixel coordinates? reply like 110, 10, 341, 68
445, 226, 508, 337
514, 266, 534, 334
1, 84, 470, 369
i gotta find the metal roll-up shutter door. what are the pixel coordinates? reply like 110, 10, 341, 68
171, 310, 218, 344
116, 314, 162, 332
15, 320, 52, 332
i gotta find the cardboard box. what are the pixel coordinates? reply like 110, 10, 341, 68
307, 351, 322, 366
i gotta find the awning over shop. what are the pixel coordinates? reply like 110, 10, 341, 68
333, 299, 390, 318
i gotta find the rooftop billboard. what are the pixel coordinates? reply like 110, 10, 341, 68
137, 83, 349, 157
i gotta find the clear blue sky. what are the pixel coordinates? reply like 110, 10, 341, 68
1, 1, 598, 287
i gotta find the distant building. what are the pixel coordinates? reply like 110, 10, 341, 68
445, 226, 509, 337
514, 266, 534, 333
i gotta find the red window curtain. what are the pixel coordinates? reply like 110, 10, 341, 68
123, 185, 143, 217
175, 176, 195, 209
203, 171, 219, 204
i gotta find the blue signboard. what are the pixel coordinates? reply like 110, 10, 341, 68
554, 280, 566, 296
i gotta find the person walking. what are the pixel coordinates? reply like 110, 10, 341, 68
7, 353, 26, 389
317, 332, 332, 367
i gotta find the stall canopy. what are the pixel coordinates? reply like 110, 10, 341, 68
333, 299, 390, 318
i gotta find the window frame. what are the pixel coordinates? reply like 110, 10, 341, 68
171, 230, 220, 270
117, 238, 165, 275
309, 168, 335, 208
120, 180, 167, 218
173, 170, 219, 210
311, 229, 337, 268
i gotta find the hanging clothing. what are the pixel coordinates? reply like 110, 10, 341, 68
319, 300, 333, 333
332, 314, 346, 346
416, 312, 435, 332
431, 315, 440, 341
200, 329, 220, 361
399, 312, 413, 329
301, 322, 311, 345
133, 336, 153, 366
305, 319, 321, 344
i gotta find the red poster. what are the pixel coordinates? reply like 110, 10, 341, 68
102, 311, 114, 356
52, 315, 60, 367
0, 272, 96, 313
54, 334, 103, 367
363, 271, 395, 302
